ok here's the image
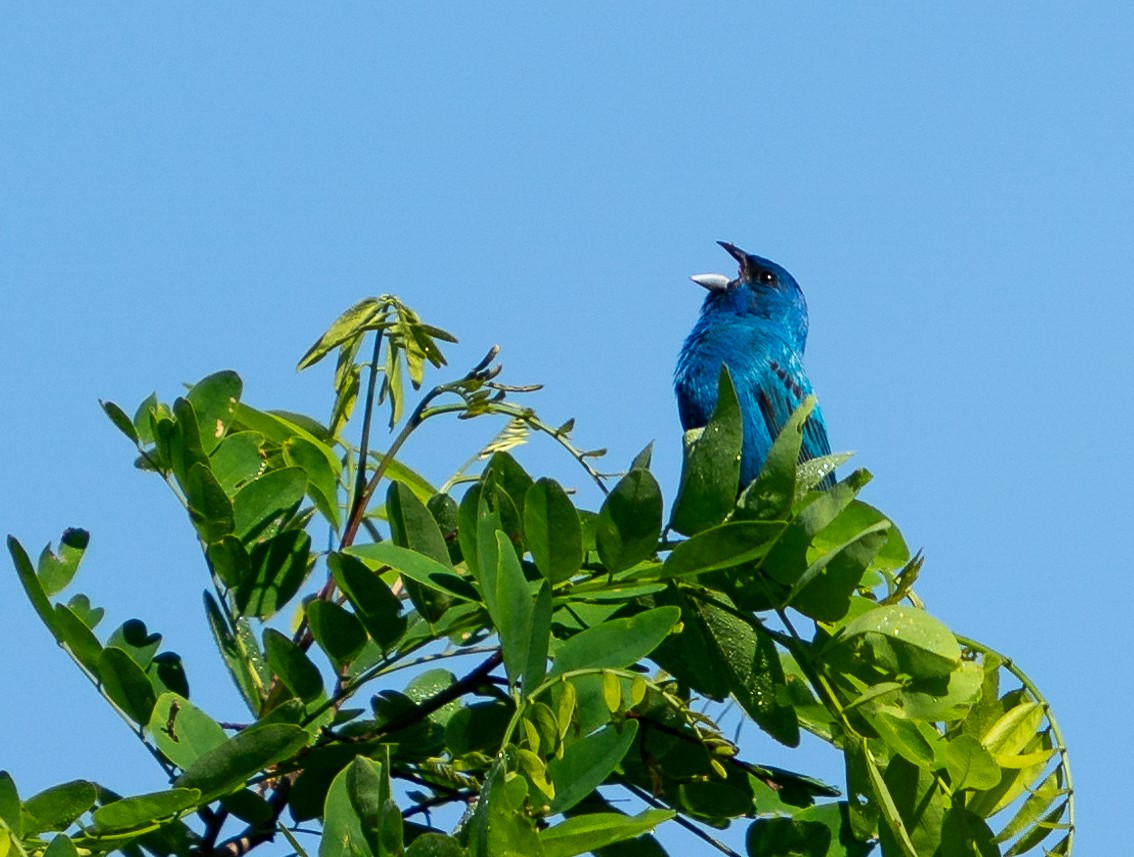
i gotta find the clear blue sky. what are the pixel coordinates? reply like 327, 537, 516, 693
2, 5, 1129, 854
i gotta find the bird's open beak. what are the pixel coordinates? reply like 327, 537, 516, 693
717, 241, 752, 279
690, 273, 731, 292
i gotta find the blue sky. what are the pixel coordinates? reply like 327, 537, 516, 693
2, 5, 1130, 854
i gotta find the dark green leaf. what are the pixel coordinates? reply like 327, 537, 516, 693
550, 606, 680, 677
786, 521, 889, 622
184, 462, 235, 544
148, 651, 190, 698
232, 467, 308, 541
596, 469, 663, 573
541, 808, 673, 857
207, 535, 251, 588
37, 527, 90, 595
308, 600, 368, 668
525, 478, 583, 584
170, 398, 209, 488
21, 780, 97, 835
99, 647, 157, 724
236, 530, 312, 620
264, 629, 324, 702
148, 693, 227, 770
789, 802, 874, 857
101, 399, 140, 443
92, 789, 201, 831
458, 483, 483, 578
329, 552, 407, 653
486, 451, 534, 528
695, 598, 799, 747
745, 816, 830, 856
670, 366, 743, 535
658, 521, 783, 579
51, 603, 103, 674
941, 805, 999, 857
629, 442, 654, 471
186, 370, 243, 454
548, 721, 639, 814
387, 481, 454, 621
132, 392, 160, 445
175, 724, 309, 802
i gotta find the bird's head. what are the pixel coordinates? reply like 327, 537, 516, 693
690, 241, 809, 347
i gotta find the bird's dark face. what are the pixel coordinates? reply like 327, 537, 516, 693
691, 242, 809, 337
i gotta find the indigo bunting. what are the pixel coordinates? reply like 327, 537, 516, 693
675, 242, 833, 490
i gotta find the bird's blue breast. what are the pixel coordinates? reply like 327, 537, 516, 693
675, 307, 832, 490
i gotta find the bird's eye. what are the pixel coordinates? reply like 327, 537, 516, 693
758, 270, 777, 285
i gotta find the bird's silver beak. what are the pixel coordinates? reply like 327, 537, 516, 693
690, 273, 731, 292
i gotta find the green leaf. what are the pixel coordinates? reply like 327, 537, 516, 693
670, 366, 743, 535
405, 833, 466, 856
284, 434, 342, 529
870, 710, 941, 770
540, 809, 674, 857
92, 789, 201, 831
107, 619, 161, 669
549, 606, 680, 678
170, 398, 209, 488
945, 734, 1001, 791
21, 781, 97, 835
658, 521, 783, 579
51, 603, 103, 674
694, 598, 799, 747
387, 480, 455, 621
99, 646, 157, 724
789, 802, 874, 857
148, 693, 227, 770
493, 531, 535, 686
0, 771, 21, 838
595, 469, 663, 573
525, 582, 552, 695
236, 530, 312, 620
101, 399, 140, 444
486, 451, 534, 529
203, 592, 264, 713
308, 600, 368, 668
467, 754, 543, 857
207, 535, 251, 588
209, 431, 266, 495
132, 392, 160, 445
786, 520, 890, 622
42, 834, 79, 857
352, 544, 479, 606
834, 605, 961, 680
525, 478, 583, 584
186, 370, 243, 454
762, 469, 871, 586
329, 552, 407, 653
232, 467, 308, 541
184, 462, 235, 544
175, 724, 309, 802
264, 628, 324, 702
37, 528, 90, 596
299, 297, 384, 370
745, 816, 831, 857
548, 721, 639, 814
740, 396, 816, 523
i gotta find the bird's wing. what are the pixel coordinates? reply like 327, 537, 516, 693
753, 351, 832, 463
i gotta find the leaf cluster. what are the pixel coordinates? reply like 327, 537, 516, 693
3, 300, 1072, 857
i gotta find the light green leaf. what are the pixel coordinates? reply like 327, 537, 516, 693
92, 788, 201, 831
148, 693, 227, 771
186, 370, 243, 454
540, 809, 674, 857
834, 605, 961, 680
232, 467, 308, 541
657, 521, 784, 579
36, 528, 90, 596
596, 469, 663, 574
21, 781, 97, 835
547, 721, 639, 814
945, 734, 1002, 791
549, 606, 680, 678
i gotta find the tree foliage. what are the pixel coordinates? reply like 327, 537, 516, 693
4, 295, 1073, 857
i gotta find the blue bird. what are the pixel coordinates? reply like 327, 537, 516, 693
675, 241, 834, 490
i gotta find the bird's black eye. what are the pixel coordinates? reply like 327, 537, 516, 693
758, 270, 777, 285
